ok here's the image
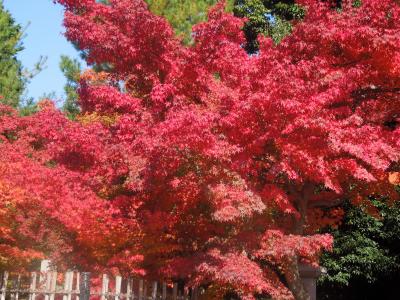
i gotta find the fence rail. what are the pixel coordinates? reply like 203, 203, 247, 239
0, 262, 198, 300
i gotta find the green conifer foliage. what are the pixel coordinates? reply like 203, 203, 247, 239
60, 55, 81, 119
0, 0, 24, 107
233, 0, 304, 52
145, 0, 234, 44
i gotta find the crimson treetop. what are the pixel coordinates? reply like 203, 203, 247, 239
1, 0, 399, 299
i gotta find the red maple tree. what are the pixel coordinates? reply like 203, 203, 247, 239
1, 0, 399, 298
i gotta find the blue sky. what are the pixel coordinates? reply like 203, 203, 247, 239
3, 0, 85, 103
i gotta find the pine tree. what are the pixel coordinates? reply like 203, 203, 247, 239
146, 0, 234, 44
0, 0, 24, 107
60, 55, 81, 119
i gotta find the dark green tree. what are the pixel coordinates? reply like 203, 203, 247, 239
60, 55, 81, 119
233, 0, 305, 52
318, 198, 400, 300
146, 0, 234, 44
0, 0, 24, 107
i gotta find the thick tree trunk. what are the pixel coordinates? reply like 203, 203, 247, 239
286, 184, 313, 299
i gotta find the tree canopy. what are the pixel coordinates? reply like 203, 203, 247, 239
1, 0, 399, 299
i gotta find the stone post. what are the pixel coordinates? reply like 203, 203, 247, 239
299, 264, 326, 300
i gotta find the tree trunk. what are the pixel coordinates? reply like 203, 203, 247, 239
286, 184, 314, 299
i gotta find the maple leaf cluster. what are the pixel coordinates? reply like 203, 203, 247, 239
1, 0, 400, 298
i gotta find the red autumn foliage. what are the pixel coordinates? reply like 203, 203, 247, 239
1, 0, 400, 298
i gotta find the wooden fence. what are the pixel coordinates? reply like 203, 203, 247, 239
0, 261, 199, 300
1, 261, 324, 300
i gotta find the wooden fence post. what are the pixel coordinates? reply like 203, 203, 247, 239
75, 273, 80, 300
162, 282, 167, 300
126, 278, 133, 300
138, 280, 143, 300
172, 283, 178, 300
40, 260, 51, 300
63, 271, 74, 300
15, 275, 21, 300
10, 275, 21, 300
143, 282, 147, 300
79, 273, 91, 300
191, 288, 198, 300
1, 271, 9, 300
29, 272, 37, 300
49, 271, 57, 300
151, 282, 157, 300
115, 276, 122, 300
101, 274, 108, 300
